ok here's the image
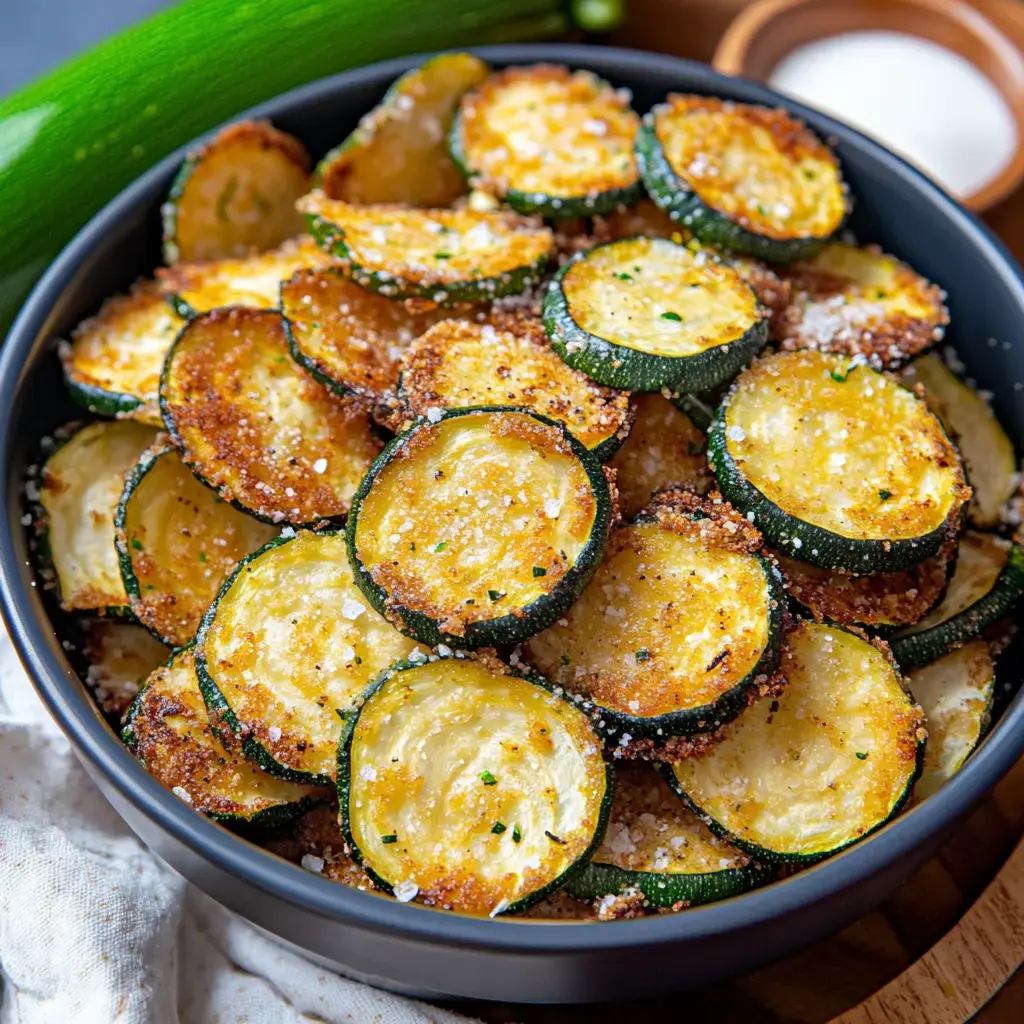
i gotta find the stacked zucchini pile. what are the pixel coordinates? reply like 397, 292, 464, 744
32, 55, 1024, 920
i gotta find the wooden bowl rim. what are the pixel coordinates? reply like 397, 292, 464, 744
712, 0, 1024, 211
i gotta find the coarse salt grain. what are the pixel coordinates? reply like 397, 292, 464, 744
171, 786, 192, 804
341, 598, 366, 620
268, 726, 282, 742
426, 407, 443, 423
301, 854, 325, 874
312, 458, 328, 474
393, 880, 419, 902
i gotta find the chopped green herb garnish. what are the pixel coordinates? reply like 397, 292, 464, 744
856, 752, 869, 760
488, 589, 504, 601
879, 490, 892, 501
830, 369, 848, 383
532, 566, 547, 577
143, 584, 156, 591
491, 821, 506, 835
635, 648, 650, 663
131, 538, 144, 551
355, 656, 362, 665
433, 541, 447, 553
465, 598, 475, 605
480, 770, 497, 785
544, 830, 567, 845
512, 823, 522, 843
660, 311, 682, 322
687, 442, 704, 456
311, 321, 320, 329
198, 551, 207, 563
615, 272, 633, 282
410, 542, 416, 551
434, 252, 452, 259
560, 653, 571, 666
381, 833, 399, 844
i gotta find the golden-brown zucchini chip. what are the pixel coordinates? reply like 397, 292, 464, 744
668, 620, 925, 863
160, 308, 381, 524
116, 445, 277, 646
81, 621, 170, 716
33, 420, 159, 615
61, 280, 184, 423
607, 393, 711, 518
280, 265, 467, 401
158, 237, 333, 319
903, 352, 1017, 527
197, 530, 418, 783
316, 52, 489, 206
775, 242, 948, 369
162, 120, 311, 264
124, 648, 325, 829
451, 64, 642, 217
299, 194, 554, 304
711, 349, 969, 572
338, 651, 611, 915
909, 641, 995, 802
398, 317, 632, 459
348, 407, 613, 648
526, 491, 785, 740
636, 94, 848, 262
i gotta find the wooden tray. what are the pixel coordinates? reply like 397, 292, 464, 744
457, 3, 1024, 1019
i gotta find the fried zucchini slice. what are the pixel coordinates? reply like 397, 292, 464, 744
315, 52, 489, 206
160, 308, 381, 524
776, 537, 956, 631
544, 237, 769, 392
299, 194, 554, 304
564, 764, 767, 909
903, 353, 1017, 527
158, 237, 332, 319
280, 266, 464, 401
607, 394, 711, 518
526, 492, 785, 739
61, 280, 184, 423
337, 651, 611, 916
890, 533, 1024, 670
81, 621, 170, 716
124, 648, 324, 829
636, 95, 847, 262
909, 641, 996, 802
710, 349, 969, 573
197, 529, 417, 783
347, 407, 612, 648
451, 64, 642, 218
33, 421, 158, 615
668, 620, 925, 863
774, 242, 948, 369
162, 121, 310, 264
398, 317, 632, 459
115, 445, 277, 646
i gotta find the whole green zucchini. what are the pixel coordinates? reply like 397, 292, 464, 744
0, 0, 581, 333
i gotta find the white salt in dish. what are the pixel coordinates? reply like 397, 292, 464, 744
769, 30, 1018, 199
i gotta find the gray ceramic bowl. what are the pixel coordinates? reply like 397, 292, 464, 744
1, 44, 1023, 1004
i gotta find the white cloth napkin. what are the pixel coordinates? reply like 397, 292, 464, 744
0, 626, 478, 1024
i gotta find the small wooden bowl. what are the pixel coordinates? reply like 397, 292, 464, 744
713, 0, 1024, 211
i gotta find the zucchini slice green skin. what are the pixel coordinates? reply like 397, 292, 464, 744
162, 120, 310, 266
195, 528, 418, 785
300, 194, 554, 305
563, 764, 769, 909
525, 492, 787, 741
450, 64, 643, 218
160, 307, 382, 525
709, 350, 969, 573
635, 97, 848, 264
124, 647, 325, 831
31, 420, 158, 618
115, 444, 277, 647
665, 621, 926, 865
909, 640, 996, 802
336, 651, 612, 915
314, 52, 489, 207
890, 541, 1024, 671
347, 406, 613, 649
543, 237, 769, 393
396, 316, 633, 461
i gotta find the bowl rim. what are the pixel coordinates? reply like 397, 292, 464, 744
2, 41, 1024, 955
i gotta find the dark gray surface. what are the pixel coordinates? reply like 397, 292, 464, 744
0, 1, 171, 97
3, 44, 1024, 1003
